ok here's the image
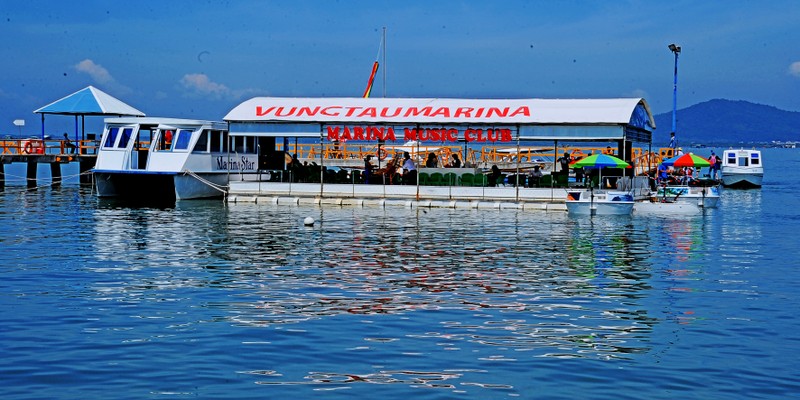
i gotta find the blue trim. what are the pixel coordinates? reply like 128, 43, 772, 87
93, 170, 179, 176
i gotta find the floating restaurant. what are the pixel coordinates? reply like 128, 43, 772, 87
223, 96, 657, 209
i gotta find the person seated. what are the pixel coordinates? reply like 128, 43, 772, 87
62, 133, 77, 154
425, 152, 438, 168
446, 154, 461, 168
528, 165, 543, 187
488, 165, 502, 187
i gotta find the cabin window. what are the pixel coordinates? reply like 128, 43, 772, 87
751, 153, 760, 165
727, 153, 736, 164
738, 157, 749, 167
117, 128, 133, 149
210, 130, 227, 152
156, 130, 174, 151
233, 136, 246, 153
174, 129, 193, 150
103, 127, 119, 148
193, 131, 209, 153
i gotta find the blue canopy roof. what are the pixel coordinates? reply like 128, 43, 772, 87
34, 86, 145, 116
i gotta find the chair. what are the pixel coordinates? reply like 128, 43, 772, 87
352, 170, 363, 184
429, 172, 444, 186
555, 173, 569, 187
444, 172, 457, 186
418, 172, 430, 186
459, 172, 475, 186
473, 174, 487, 187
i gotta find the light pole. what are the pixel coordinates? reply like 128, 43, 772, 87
668, 43, 681, 138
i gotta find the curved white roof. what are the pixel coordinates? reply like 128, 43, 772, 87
224, 97, 655, 127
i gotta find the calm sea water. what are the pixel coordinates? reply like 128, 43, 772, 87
1, 148, 799, 399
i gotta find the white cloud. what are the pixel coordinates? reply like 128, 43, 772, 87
74, 59, 132, 95
75, 59, 113, 84
789, 61, 800, 77
179, 73, 260, 100
180, 73, 230, 97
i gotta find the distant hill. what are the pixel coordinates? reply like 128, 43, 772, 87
652, 99, 800, 146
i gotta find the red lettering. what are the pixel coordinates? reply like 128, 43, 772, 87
454, 107, 473, 118
380, 107, 402, 118
321, 106, 341, 116
485, 108, 508, 118
358, 107, 377, 118
344, 107, 361, 117
353, 126, 365, 141
256, 106, 276, 117
297, 106, 321, 116
386, 127, 397, 141
404, 128, 419, 141
429, 107, 450, 118
404, 107, 432, 117
342, 126, 352, 141
510, 106, 530, 117
275, 107, 297, 117
326, 126, 340, 141
500, 129, 512, 141
446, 129, 458, 142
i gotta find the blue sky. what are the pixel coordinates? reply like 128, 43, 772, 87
2, 1, 799, 136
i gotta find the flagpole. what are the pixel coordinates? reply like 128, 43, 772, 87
382, 26, 386, 98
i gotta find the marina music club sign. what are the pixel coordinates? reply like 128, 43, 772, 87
325, 125, 514, 143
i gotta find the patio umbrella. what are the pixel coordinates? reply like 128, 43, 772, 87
571, 153, 630, 188
661, 152, 711, 168
571, 153, 630, 169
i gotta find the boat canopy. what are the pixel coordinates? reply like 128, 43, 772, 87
225, 97, 655, 143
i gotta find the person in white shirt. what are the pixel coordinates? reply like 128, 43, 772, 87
402, 152, 417, 185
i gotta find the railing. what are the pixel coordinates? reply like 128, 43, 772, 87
0, 139, 99, 156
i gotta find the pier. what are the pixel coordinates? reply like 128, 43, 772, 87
0, 138, 97, 188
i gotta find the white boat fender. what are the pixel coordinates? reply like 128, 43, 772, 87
303, 217, 315, 226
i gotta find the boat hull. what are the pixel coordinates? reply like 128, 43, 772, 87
721, 171, 763, 188
634, 200, 702, 215
566, 190, 634, 216
655, 185, 721, 208
94, 171, 228, 201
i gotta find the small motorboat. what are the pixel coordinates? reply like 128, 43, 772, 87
566, 189, 634, 216
654, 182, 721, 208
721, 149, 763, 188
634, 199, 702, 215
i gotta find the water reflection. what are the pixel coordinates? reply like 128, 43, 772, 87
87, 202, 674, 368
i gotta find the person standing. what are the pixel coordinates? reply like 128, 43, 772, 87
557, 152, 571, 176
668, 132, 677, 150
402, 152, 416, 185
707, 151, 717, 179
364, 155, 374, 184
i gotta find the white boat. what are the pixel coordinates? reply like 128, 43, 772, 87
654, 184, 721, 208
634, 199, 702, 215
720, 148, 763, 188
565, 190, 634, 216
93, 117, 259, 201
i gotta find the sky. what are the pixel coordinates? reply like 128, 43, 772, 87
1, 0, 799, 137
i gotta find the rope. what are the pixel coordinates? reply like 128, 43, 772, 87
181, 169, 228, 194
0, 170, 94, 194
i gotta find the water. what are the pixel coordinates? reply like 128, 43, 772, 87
1, 148, 799, 399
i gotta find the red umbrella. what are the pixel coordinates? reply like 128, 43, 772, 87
661, 153, 711, 168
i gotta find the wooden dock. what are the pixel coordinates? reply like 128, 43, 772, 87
0, 138, 97, 188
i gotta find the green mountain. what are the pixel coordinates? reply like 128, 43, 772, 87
652, 99, 800, 145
